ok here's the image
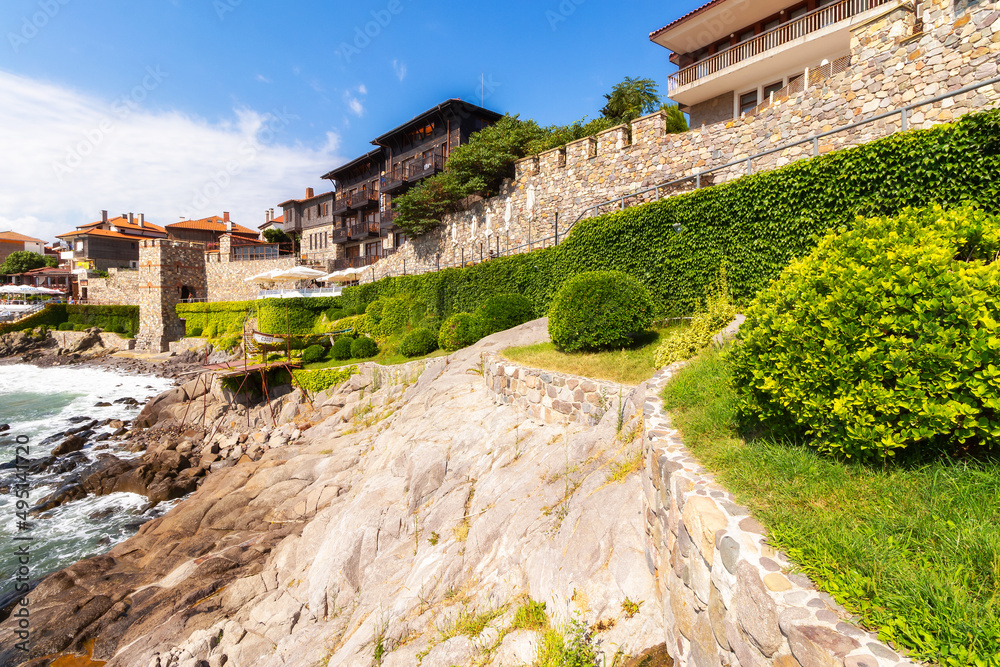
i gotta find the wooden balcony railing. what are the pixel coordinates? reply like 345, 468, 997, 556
332, 255, 380, 270
349, 221, 382, 240
331, 227, 350, 243
349, 188, 379, 209
668, 0, 890, 92
332, 195, 350, 215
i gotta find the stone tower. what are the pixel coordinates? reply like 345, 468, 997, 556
135, 239, 208, 352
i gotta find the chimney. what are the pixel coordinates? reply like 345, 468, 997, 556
306, 187, 315, 199
224, 212, 233, 232
128, 213, 135, 225
265, 209, 271, 223
101, 210, 108, 225
138, 213, 145, 228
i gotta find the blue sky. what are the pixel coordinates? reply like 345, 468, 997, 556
0, 0, 702, 241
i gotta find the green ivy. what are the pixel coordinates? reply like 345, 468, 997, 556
292, 366, 357, 394
0, 304, 68, 335
66, 305, 139, 337
344, 109, 1000, 320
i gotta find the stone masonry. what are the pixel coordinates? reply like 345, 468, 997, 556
366, 0, 1000, 282
640, 365, 915, 667
136, 240, 207, 352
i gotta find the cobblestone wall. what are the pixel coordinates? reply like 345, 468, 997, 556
483, 354, 626, 426
366, 0, 1000, 282
640, 365, 915, 667
136, 240, 207, 352
87, 268, 142, 305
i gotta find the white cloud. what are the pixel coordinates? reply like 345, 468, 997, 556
344, 85, 367, 117
392, 60, 407, 82
0, 70, 344, 243
256, 74, 272, 84
357, 83, 368, 95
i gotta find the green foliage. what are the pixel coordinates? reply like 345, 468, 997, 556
438, 312, 482, 352
0, 250, 48, 275
730, 204, 1000, 461
350, 336, 378, 359
177, 300, 253, 338
510, 599, 548, 631
0, 304, 67, 335
474, 293, 535, 337
257, 297, 343, 335
291, 366, 356, 394
66, 305, 139, 337
301, 344, 327, 364
398, 328, 438, 358
263, 227, 290, 244
660, 103, 689, 133
43, 255, 58, 268
344, 108, 1000, 325
525, 116, 620, 155
600, 76, 662, 125
536, 617, 599, 667
444, 114, 549, 198
376, 296, 411, 338
549, 271, 654, 352
394, 171, 472, 237
653, 276, 736, 367
57, 322, 74, 331
331, 335, 354, 360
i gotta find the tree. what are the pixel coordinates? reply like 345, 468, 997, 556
0, 251, 47, 275
43, 255, 59, 268
601, 77, 663, 125
443, 114, 550, 198
263, 227, 290, 245
661, 104, 689, 134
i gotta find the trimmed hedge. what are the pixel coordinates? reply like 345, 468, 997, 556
258, 297, 343, 335
292, 366, 356, 394
341, 109, 1000, 319
301, 344, 327, 364
730, 204, 1000, 461
177, 301, 252, 338
66, 305, 139, 336
548, 271, 654, 352
331, 336, 354, 360
350, 336, 378, 359
0, 304, 67, 335
438, 312, 482, 352
399, 328, 438, 358
474, 294, 535, 337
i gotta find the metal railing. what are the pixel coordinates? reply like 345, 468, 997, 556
257, 287, 343, 300
349, 221, 382, 240
349, 188, 379, 209
747, 55, 853, 117
669, 0, 892, 92
359, 74, 1000, 284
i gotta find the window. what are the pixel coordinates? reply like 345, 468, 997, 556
739, 90, 759, 115
76, 240, 83, 252
323, 203, 329, 216
790, 4, 809, 20
366, 241, 382, 257
763, 80, 784, 100
737, 29, 755, 43
763, 18, 781, 31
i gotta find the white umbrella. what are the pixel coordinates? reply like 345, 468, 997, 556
0, 285, 36, 294
34, 286, 65, 295
271, 266, 327, 282
245, 269, 281, 283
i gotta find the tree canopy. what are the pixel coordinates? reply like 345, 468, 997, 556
0, 251, 51, 275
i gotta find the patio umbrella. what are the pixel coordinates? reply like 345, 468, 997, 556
0, 285, 37, 294
34, 287, 65, 295
270, 266, 327, 282
245, 269, 282, 283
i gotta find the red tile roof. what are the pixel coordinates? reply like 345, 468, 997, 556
258, 215, 285, 230
56, 228, 144, 241
0, 231, 47, 244
79, 215, 167, 234
167, 216, 258, 235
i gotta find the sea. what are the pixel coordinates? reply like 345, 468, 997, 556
0, 363, 176, 589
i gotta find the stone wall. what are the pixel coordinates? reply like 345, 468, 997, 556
136, 240, 208, 352
49, 330, 135, 352
483, 353, 626, 426
365, 0, 1000, 283
640, 365, 914, 667
87, 268, 142, 306
205, 255, 297, 302
689, 90, 737, 128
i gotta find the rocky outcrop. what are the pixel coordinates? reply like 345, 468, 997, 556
0, 320, 664, 667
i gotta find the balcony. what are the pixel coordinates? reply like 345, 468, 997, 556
410, 153, 444, 181
332, 255, 379, 271
349, 221, 381, 240
382, 166, 410, 194
381, 208, 398, 230
331, 195, 350, 215
348, 188, 379, 210
667, 0, 895, 104
331, 226, 350, 243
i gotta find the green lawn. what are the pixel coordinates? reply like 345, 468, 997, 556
500, 323, 686, 386
662, 347, 1000, 667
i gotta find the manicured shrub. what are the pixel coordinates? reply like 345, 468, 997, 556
379, 296, 411, 337
331, 335, 354, 360
730, 204, 1000, 461
188, 327, 203, 337
350, 336, 378, 359
399, 328, 438, 358
549, 271, 654, 352
57, 322, 74, 331
301, 344, 327, 364
438, 312, 482, 352
474, 293, 534, 336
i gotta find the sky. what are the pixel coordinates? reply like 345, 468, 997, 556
0, 0, 702, 244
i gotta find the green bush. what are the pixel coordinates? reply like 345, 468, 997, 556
409, 301, 429, 327
350, 336, 378, 359
438, 312, 482, 352
730, 204, 1000, 461
177, 301, 252, 338
343, 109, 1000, 322
292, 366, 356, 394
331, 335, 355, 360
379, 296, 411, 337
57, 322, 74, 331
301, 344, 327, 364
474, 293, 535, 337
549, 271, 654, 352
653, 276, 737, 367
65, 305, 138, 336
257, 297, 342, 334
0, 304, 68, 335
399, 328, 438, 358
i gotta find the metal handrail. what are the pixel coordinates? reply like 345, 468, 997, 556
669, 0, 892, 91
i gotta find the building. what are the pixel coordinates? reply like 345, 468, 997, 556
651, 0, 903, 127
258, 209, 285, 241
165, 213, 258, 246
281, 99, 502, 269
0, 231, 47, 264
56, 211, 167, 273
5, 266, 72, 291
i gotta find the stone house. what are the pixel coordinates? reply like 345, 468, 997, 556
56, 211, 167, 273
651, 0, 908, 127
165, 213, 259, 246
280, 188, 339, 264
0, 231, 47, 264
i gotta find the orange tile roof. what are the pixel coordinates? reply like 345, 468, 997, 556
56, 228, 144, 241
79, 216, 167, 234
258, 215, 285, 230
0, 231, 47, 244
167, 216, 258, 235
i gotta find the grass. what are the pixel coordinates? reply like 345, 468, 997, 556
501, 323, 686, 385
662, 347, 1000, 667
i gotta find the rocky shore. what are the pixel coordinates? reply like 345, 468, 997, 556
0, 320, 668, 667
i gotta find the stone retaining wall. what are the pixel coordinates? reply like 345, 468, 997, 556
50, 330, 135, 352
363, 0, 1000, 283
483, 354, 626, 426
640, 365, 914, 667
